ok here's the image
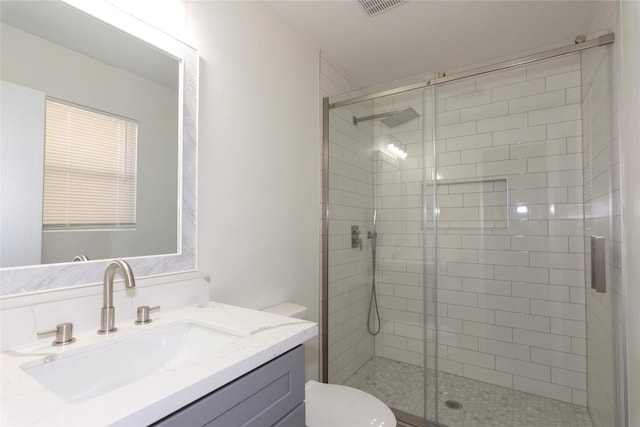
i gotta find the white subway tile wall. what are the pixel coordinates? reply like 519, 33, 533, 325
371, 53, 588, 405
371, 87, 431, 376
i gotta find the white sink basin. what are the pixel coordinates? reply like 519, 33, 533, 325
20, 321, 242, 403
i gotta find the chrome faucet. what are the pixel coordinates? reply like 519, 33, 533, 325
98, 259, 136, 334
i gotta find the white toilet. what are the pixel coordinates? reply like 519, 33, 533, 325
263, 303, 396, 427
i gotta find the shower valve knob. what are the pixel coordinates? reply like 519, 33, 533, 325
351, 225, 362, 249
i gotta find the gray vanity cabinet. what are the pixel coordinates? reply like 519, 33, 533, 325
151, 345, 305, 427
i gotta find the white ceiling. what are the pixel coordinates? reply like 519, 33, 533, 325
267, 1, 599, 89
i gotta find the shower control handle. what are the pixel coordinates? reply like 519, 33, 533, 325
351, 225, 362, 250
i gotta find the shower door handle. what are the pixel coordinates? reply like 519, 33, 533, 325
591, 236, 606, 293
421, 183, 424, 231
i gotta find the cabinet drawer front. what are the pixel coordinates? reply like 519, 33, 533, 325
153, 345, 305, 427
273, 403, 305, 427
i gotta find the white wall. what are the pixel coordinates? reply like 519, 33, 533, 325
0, 82, 45, 267
185, 1, 320, 380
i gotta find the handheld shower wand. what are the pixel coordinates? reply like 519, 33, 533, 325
367, 210, 381, 335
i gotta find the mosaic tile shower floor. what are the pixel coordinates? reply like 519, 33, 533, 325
343, 357, 593, 427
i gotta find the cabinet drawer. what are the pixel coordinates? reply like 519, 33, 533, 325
273, 402, 305, 427
152, 345, 305, 427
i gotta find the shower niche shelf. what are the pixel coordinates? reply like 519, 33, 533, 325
435, 177, 508, 230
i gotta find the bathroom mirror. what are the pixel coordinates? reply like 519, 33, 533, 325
0, 0, 197, 296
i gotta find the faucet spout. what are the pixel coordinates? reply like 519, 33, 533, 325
98, 259, 135, 334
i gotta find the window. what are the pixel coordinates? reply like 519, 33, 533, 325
43, 100, 137, 227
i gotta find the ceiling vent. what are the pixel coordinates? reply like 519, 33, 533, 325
359, 0, 405, 17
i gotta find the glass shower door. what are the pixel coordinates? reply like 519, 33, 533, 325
326, 82, 438, 426
430, 53, 598, 427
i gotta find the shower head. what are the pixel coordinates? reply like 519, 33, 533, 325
352, 107, 421, 128
380, 107, 421, 128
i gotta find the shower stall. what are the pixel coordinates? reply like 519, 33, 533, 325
322, 33, 625, 427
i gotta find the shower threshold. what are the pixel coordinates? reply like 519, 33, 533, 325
393, 408, 447, 427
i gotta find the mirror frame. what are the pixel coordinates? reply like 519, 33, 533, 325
0, 0, 198, 297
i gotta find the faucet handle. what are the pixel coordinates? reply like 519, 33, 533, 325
37, 322, 76, 346
135, 305, 160, 324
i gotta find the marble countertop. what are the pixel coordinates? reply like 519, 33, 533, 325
0, 302, 317, 426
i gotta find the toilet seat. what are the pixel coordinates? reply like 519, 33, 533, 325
305, 380, 396, 427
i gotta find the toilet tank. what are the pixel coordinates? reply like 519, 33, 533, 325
263, 303, 307, 319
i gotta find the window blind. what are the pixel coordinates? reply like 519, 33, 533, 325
43, 100, 137, 227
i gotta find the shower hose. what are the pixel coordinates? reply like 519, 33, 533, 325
367, 215, 381, 336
